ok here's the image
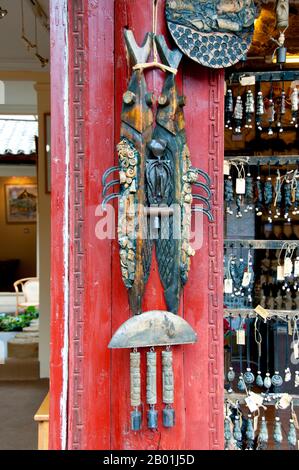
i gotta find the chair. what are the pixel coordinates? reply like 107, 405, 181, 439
13, 277, 39, 315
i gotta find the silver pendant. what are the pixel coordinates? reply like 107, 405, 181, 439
256, 371, 263, 387
271, 371, 283, 387
264, 372, 272, 389
227, 366, 235, 383
243, 368, 255, 385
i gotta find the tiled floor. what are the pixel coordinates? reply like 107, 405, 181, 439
0, 380, 49, 450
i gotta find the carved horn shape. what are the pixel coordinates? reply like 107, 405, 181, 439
124, 29, 152, 66
108, 310, 197, 349
154, 35, 182, 69
192, 194, 212, 210
191, 167, 211, 186
193, 181, 212, 198
101, 192, 119, 211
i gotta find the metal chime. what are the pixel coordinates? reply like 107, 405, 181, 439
102, 26, 214, 430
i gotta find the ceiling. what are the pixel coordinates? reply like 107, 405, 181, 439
0, 0, 49, 72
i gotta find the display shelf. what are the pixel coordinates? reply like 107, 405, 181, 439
225, 391, 299, 407
224, 155, 299, 165
227, 70, 299, 84
224, 239, 299, 249
224, 308, 299, 318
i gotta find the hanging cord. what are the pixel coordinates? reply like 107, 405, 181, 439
266, 319, 270, 373
239, 316, 244, 374
246, 316, 251, 369
133, 0, 177, 75
285, 316, 290, 371
229, 314, 233, 363
254, 317, 262, 368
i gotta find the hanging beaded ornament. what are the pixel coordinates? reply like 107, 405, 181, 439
224, 177, 234, 215
233, 416, 243, 450
284, 318, 292, 382
234, 95, 243, 134
290, 87, 298, 128
227, 315, 235, 393
287, 418, 297, 449
267, 82, 275, 136
255, 162, 264, 216
271, 322, 283, 389
245, 89, 254, 129
277, 86, 286, 133
284, 178, 292, 222
243, 317, 255, 386
263, 320, 272, 399
224, 415, 237, 450
264, 163, 273, 223
245, 414, 255, 450
274, 169, 282, 219
256, 85, 264, 131
257, 416, 268, 450
273, 416, 283, 449
225, 89, 233, 130
255, 317, 263, 387
244, 167, 254, 212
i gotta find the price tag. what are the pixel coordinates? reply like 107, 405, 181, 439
240, 75, 256, 86
284, 258, 293, 277
224, 279, 233, 294
236, 329, 245, 345
224, 161, 231, 176
236, 178, 246, 194
254, 305, 269, 320
294, 260, 299, 277
242, 272, 252, 287
277, 393, 292, 409
277, 265, 285, 281
245, 396, 258, 413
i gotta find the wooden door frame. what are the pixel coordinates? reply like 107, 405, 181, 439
49, 0, 224, 450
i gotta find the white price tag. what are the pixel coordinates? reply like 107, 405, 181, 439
254, 305, 269, 320
240, 75, 256, 86
242, 272, 252, 287
245, 396, 258, 413
277, 393, 292, 409
284, 258, 293, 277
224, 161, 230, 176
236, 178, 246, 194
277, 265, 285, 281
224, 279, 233, 294
294, 260, 299, 277
236, 329, 245, 345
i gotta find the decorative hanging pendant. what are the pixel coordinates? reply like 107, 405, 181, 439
162, 349, 175, 428
255, 172, 264, 217
233, 416, 243, 450
246, 414, 255, 450
272, 323, 283, 389
256, 370, 264, 387
257, 416, 268, 450
267, 98, 275, 136
244, 317, 254, 386
147, 349, 158, 429
277, 89, 286, 132
274, 170, 282, 219
256, 89, 264, 131
227, 367, 235, 393
290, 87, 298, 128
234, 96, 243, 134
272, 371, 283, 388
264, 166, 273, 223
245, 171, 254, 212
245, 90, 254, 129
238, 374, 246, 392
225, 89, 233, 130
295, 370, 299, 387
287, 418, 297, 449
244, 368, 255, 385
264, 372, 272, 390
273, 416, 283, 449
284, 180, 292, 222
224, 177, 234, 215
224, 415, 236, 450
285, 367, 292, 382
130, 350, 142, 430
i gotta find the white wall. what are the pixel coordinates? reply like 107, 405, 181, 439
0, 81, 37, 114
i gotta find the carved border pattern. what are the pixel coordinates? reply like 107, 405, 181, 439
207, 69, 224, 450
70, 0, 85, 450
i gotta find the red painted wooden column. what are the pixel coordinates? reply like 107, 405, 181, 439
49, 0, 224, 450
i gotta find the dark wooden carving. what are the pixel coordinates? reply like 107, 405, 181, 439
117, 31, 154, 315
166, 0, 256, 68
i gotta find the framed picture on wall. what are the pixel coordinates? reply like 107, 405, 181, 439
5, 184, 37, 223
45, 113, 51, 193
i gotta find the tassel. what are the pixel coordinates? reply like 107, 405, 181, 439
225, 89, 233, 130
146, 350, 158, 429
245, 90, 254, 129
284, 181, 292, 222
224, 177, 234, 215
288, 418, 297, 448
224, 416, 237, 450
246, 414, 255, 450
245, 173, 254, 212
233, 416, 243, 450
130, 350, 142, 430
257, 416, 268, 450
255, 178, 264, 216
273, 416, 283, 449
162, 349, 175, 428
234, 95, 243, 134
256, 90, 264, 131
290, 87, 298, 128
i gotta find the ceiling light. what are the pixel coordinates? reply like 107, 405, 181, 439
0, 7, 7, 18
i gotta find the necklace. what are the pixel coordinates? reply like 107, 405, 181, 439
272, 320, 283, 389
263, 319, 272, 397
284, 317, 291, 382
243, 317, 255, 387
255, 317, 263, 387
227, 314, 235, 393
237, 317, 246, 392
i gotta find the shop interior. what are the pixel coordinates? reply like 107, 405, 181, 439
223, 2, 299, 450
